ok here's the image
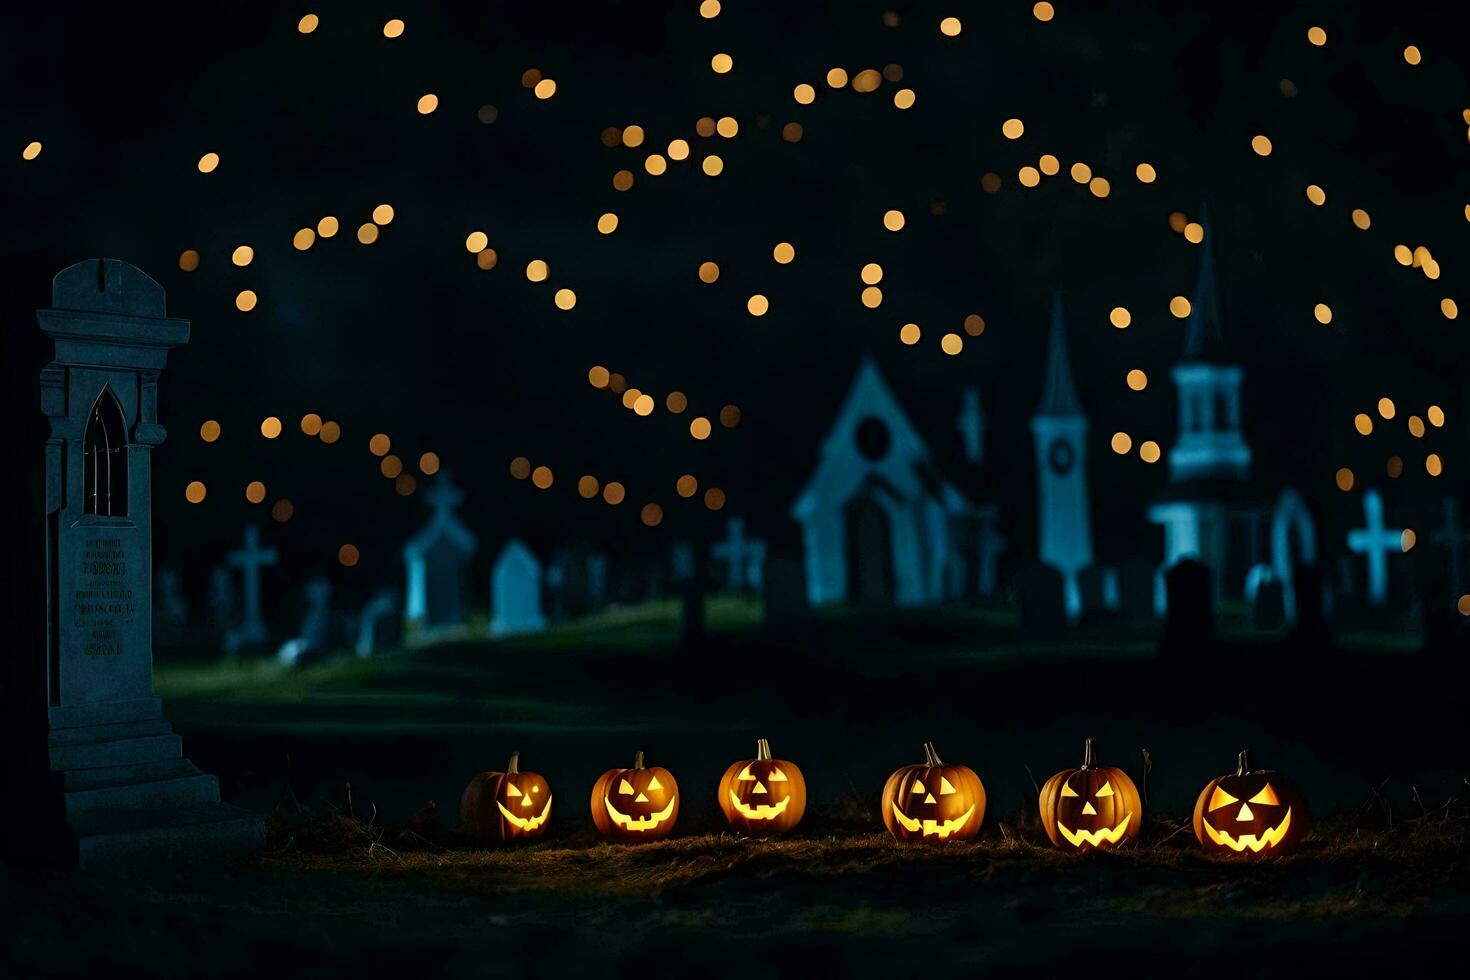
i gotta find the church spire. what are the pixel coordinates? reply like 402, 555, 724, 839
1036, 292, 1083, 418
1180, 203, 1231, 364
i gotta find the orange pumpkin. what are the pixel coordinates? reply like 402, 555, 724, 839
718, 738, 807, 834
590, 750, 680, 842
1038, 737, 1143, 852
880, 742, 985, 842
459, 751, 553, 843
1192, 750, 1305, 857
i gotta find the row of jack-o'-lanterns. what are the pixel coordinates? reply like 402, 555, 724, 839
460, 737, 1305, 857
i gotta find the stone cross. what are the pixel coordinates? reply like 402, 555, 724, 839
712, 517, 767, 591
1347, 489, 1400, 607
226, 523, 278, 649
425, 469, 465, 516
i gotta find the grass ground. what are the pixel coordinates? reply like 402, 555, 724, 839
4, 599, 1466, 976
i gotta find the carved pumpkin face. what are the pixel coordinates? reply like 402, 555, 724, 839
718, 738, 807, 834
459, 752, 552, 843
881, 742, 985, 842
1039, 738, 1142, 852
1193, 752, 1304, 857
590, 751, 680, 842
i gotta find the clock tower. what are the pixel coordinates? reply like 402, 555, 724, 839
1030, 293, 1094, 619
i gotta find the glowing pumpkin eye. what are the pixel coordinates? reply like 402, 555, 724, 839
911, 779, 926, 794
768, 768, 788, 782
646, 775, 663, 792
531, 784, 539, 793
939, 776, 957, 796
1060, 782, 1079, 798
618, 779, 635, 795
737, 765, 756, 781
1209, 786, 1238, 810
505, 783, 523, 798
1248, 784, 1279, 806
1095, 782, 1114, 798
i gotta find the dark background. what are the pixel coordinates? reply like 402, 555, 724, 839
4, 0, 1467, 617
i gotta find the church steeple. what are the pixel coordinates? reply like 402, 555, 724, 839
1029, 293, 1093, 621
1166, 213, 1251, 484
1180, 204, 1231, 365
1036, 292, 1084, 418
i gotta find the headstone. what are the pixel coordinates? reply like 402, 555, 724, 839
1270, 489, 1316, 624
1017, 560, 1066, 639
277, 577, 334, 666
403, 471, 478, 633
711, 517, 767, 592
1288, 564, 1330, 651
1161, 558, 1213, 658
32, 258, 262, 864
1115, 557, 1156, 627
206, 565, 238, 652
154, 567, 189, 648
762, 556, 812, 627
1076, 565, 1113, 622
224, 524, 278, 652
1347, 489, 1401, 607
355, 587, 403, 656
490, 539, 546, 637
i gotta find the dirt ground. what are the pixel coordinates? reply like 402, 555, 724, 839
5, 602, 1467, 976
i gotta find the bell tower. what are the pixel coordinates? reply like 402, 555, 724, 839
1030, 293, 1094, 618
1167, 215, 1251, 483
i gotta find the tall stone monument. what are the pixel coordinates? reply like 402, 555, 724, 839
34, 259, 263, 864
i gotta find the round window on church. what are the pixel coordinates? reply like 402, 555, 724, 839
1047, 437, 1075, 475
855, 416, 892, 461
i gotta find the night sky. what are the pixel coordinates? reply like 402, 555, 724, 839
5, 0, 1467, 612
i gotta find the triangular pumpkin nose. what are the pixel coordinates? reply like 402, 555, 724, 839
924, 793, 937, 804
635, 791, 649, 803
754, 781, 768, 794
1237, 802, 1254, 822
521, 794, 533, 808
1082, 801, 1097, 816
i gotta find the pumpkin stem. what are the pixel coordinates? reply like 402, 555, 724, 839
1236, 749, 1251, 776
507, 751, 520, 775
1081, 737, 1097, 770
633, 750, 645, 770
757, 738, 772, 761
923, 742, 943, 767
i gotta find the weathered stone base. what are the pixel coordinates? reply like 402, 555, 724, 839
48, 697, 263, 866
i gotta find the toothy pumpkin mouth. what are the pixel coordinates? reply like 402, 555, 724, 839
603, 795, 676, 832
1057, 811, 1132, 848
1203, 807, 1292, 853
728, 790, 791, 821
497, 795, 552, 831
889, 802, 975, 839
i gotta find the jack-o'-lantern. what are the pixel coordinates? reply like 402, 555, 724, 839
459, 751, 552, 842
1038, 738, 1143, 852
590, 750, 680, 842
1193, 750, 1304, 857
881, 742, 985, 842
718, 738, 807, 834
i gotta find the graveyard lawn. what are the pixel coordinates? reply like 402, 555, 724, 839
4, 805, 1469, 975
11, 598, 1466, 974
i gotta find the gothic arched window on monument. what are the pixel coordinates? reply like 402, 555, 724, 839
82, 387, 129, 517
1216, 391, 1233, 432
